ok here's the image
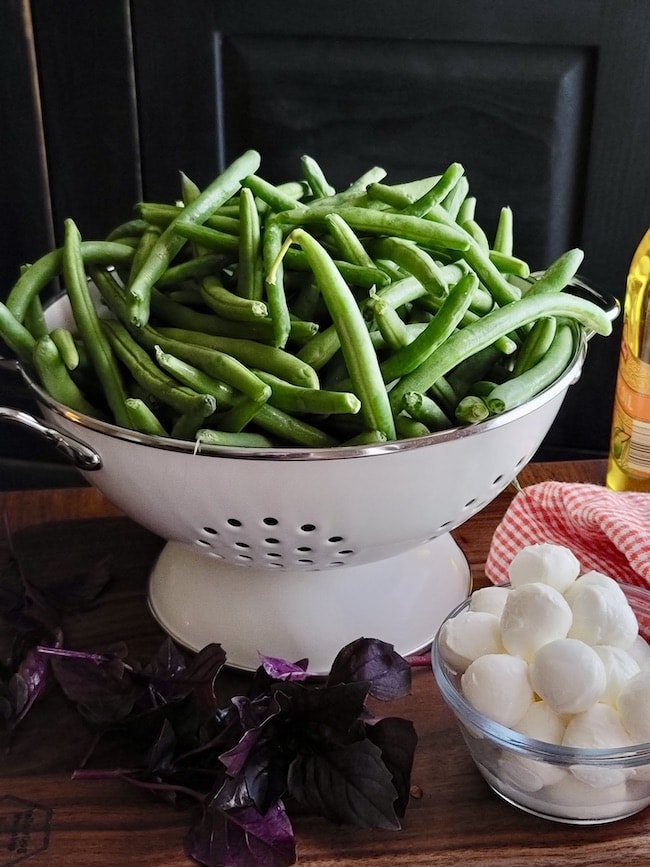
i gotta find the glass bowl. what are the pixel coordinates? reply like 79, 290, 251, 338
432, 583, 650, 824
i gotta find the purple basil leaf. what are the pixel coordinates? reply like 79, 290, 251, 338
185, 795, 296, 867
220, 694, 280, 777
39, 555, 113, 615
259, 655, 310, 682
272, 680, 370, 732
0, 527, 56, 632
49, 642, 144, 726
365, 717, 418, 817
288, 738, 400, 830
327, 637, 411, 701
167, 642, 227, 716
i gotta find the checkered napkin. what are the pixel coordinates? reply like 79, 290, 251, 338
485, 481, 650, 588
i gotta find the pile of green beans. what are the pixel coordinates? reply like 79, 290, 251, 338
0, 150, 614, 448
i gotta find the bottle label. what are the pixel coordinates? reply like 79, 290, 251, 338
610, 343, 650, 478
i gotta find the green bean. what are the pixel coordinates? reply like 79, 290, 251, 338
250, 403, 339, 447
289, 228, 396, 440
525, 248, 585, 295
488, 250, 530, 278
389, 291, 611, 411
366, 293, 409, 352
324, 212, 375, 268
170, 411, 207, 441
440, 175, 470, 220
284, 248, 391, 289
301, 154, 336, 198
284, 205, 471, 254
32, 334, 97, 416
155, 326, 319, 388
147, 332, 271, 403
61, 220, 132, 427
456, 196, 477, 225
101, 319, 216, 417
127, 148, 261, 326
445, 345, 503, 399
456, 239, 520, 306
6, 241, 135, 322
395, 414, 430, 439
127, 223, 161, 289
401, 391, 451, 431
295, 323, 341, 370
135, 202, 241, 235
340, 429, 388, 447
368, 236, 449, 297
494, 206, 514, 255
454, 395, 490, 424
195, 429, 275, 449
172, 222, 239, 255
380, 272, 478, 382
263, 216, 291, 348
404, 163, 465, 218
297, 275, 428, 370
148, 286, 317, 342
153, 345, 239, 406
461, 218, 490, 252
237, 186, 264, 301
105, 218, 149, 242
467, 380, 500, 398
241, 174, 306, 213
485, 323, 576, 414
429, 376, 460, 417
49, 327, 79, 370
156, 254, 226, 287
512, 316, 557, 376
0, 301, 36, 362
367, 176, 441, 207
253, 368, 361, 415
125, 397, 168, 436
24, 292, 48, 339
199, 274, 268, 321
206, 393, 269, 433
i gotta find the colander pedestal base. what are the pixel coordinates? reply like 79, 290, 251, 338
147, 533, 471, 674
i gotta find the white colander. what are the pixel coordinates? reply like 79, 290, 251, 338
0, 287, 616, 672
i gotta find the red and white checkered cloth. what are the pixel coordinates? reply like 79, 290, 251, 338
485, 481, 650, 588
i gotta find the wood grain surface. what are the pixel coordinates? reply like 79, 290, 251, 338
7, 460, 650, 867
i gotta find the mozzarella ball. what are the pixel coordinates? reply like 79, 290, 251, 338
500, 582, 573, 661
461, 653, 534, 727
508, 542, 580, 593
529, 638, 607, 714
437, 610, 504, 673
565, 572, 638, 649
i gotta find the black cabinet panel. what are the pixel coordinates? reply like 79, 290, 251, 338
30, 0, 140, 244
222, 38, 592, 268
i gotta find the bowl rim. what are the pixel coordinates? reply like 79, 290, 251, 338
432, 582, 650, 766
21, 291, 589, 462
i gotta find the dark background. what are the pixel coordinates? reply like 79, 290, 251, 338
1, 0, 649, 489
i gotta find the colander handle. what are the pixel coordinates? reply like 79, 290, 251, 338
568, 276, 621, 334
0, 406, 102, 471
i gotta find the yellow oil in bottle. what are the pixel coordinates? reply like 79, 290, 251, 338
606, 228, 650, 492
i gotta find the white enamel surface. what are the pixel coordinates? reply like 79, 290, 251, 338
148, 533, 470, 673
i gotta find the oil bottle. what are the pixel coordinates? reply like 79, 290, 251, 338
606, 228, 650, 492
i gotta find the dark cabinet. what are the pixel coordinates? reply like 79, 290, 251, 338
1, 0, 649, 486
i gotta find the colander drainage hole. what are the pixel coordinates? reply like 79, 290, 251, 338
263, 517, 279, 526
202, 526, 218, 535
227, 518, 243, 527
